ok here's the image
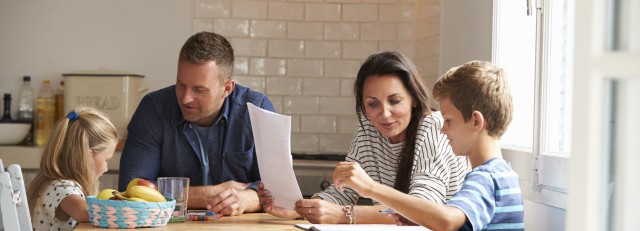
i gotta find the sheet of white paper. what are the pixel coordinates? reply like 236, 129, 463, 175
247, 103, 303, 210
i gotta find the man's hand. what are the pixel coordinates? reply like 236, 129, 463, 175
207, 187, 259, 216
295, 199, 349, 224
257, 182, 301, 218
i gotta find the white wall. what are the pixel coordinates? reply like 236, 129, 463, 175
439, 0, 493, 74
0, 0, 193, 119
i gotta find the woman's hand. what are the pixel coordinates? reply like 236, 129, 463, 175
332, 162, 378, 198
257, 182, 301, 218
295, 199, 349, 224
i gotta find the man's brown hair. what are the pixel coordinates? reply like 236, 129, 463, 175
179, 31, 235, 82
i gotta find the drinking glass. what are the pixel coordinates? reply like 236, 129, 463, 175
157, 177, 189, 223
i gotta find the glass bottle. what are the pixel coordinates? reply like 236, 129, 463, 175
18, 76, 34, 122
36, 80, 55, 146
1, 93, 12, 122
55, 80, 65, 120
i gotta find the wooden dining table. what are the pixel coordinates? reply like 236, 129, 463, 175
75, 213, 309, 230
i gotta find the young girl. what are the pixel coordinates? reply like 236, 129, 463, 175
26, 107, 118, 231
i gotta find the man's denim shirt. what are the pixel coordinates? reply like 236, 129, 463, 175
118, 84, 275, 191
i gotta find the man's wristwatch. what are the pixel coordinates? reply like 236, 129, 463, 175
245, 181, 261, 192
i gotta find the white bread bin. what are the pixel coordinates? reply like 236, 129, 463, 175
63, 71, 147, 146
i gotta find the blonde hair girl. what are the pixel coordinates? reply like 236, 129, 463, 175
27, 107, 117, 230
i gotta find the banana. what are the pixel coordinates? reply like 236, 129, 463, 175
126, 185, 167, 202
126, 197, 149, 202
112, 190, 129, 200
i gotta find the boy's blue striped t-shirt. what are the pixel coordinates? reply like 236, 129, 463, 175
446, 158, 525, 231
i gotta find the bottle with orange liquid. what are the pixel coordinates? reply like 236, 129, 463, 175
36, 80, 55, 146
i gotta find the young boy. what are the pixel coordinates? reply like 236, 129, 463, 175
332, 60, 524, 230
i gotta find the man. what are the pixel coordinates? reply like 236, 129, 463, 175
119, 32, 274, 216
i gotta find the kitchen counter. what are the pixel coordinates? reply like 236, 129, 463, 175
0, 146, 340, 170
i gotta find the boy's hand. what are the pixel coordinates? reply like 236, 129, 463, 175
391, 213, 419, 226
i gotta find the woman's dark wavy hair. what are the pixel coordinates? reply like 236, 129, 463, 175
354, 51, 433, 193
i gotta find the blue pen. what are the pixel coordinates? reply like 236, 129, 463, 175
379, 208, 396, 214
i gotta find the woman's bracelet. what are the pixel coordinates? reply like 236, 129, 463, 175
343, 205, 354, 224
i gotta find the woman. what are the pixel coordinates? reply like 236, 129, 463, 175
259, 51, 470, 224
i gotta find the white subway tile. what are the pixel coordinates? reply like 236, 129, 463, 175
301, 115, 336, 133
231, 38, 267, 56
195, 0, 231, 18
415, 16, 439, 39
326, 0, 361, 3
397, 22, 414, 40
303, 78, 340, 96
234, 75, 265, 93
266, 77, 302, 95
340, 78, 355, 96
415, 36, 438, 56
361, 23, 398, 41
342, 41, 378, 59
379, 40, 415, 58
291, 115, 301, 133
268, 40, 305, 58
305, 3, 341, 22
194, 18, 214, 33
305, 41, 341, 59
324, 60, 361, 78
415, 0, 440, 19
250, 20, 286, 38
283, 96, 320, 114
287, 22, 323, 40
342, 4, 378, 22
291, 133, 319, 152
363, 0, 401, 3
288, 59, 323, 77
232, 0, 267, 19
320, 97, 355, 115
214, 19, 249, 37
268, 2, 304, 20
269, 95, 284, 113
324, 23, 360, 41
337, 115, 358, 134
234, 56, 249, 75
319, 134, 352, 153
251, 58, 287, 76
379, 4, 414, 22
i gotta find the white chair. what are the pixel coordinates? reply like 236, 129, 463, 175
0, 159, 32, 231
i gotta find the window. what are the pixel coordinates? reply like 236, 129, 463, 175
495, 0, 574, 197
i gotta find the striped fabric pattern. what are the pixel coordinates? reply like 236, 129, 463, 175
447, 158, 525, 231
315, 112, 470, 205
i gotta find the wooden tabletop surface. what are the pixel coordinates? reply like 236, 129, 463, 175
76, 213, 308, 230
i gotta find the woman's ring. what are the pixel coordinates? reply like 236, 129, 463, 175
308, 208, 312, 214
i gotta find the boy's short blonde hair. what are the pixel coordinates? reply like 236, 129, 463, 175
433, 60, 513, 137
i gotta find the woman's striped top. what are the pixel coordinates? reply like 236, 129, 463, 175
314, 111, 471, 205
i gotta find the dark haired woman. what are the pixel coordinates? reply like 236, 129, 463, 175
259, 51, 470, 224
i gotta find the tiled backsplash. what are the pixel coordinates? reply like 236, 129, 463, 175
194, 0, 440, 155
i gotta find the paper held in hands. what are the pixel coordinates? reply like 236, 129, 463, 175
247, 103, 303, 210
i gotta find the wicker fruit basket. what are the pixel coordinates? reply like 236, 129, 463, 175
86, 196, 176, 229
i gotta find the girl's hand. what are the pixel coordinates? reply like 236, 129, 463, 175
332, 162, 377, 198
257, 182, 301, 218
295, 199, 349, 224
